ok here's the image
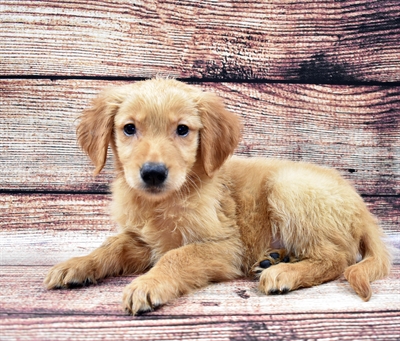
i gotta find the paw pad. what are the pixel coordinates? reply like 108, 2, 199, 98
259, 259, 272, 269
269, 252, 280, 260
251, 249, 298, 277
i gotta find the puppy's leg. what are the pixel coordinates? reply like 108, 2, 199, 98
44, 232, 151, 289
258, 254, 347, 295
122, 239, 242, 315
251, 249, 299, 276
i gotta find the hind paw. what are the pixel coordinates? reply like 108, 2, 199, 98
251, 249, 298, 278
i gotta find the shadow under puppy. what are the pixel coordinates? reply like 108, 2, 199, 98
44, 78, 391, 315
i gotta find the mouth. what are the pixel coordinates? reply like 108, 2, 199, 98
142, 184, 166, 195
137, 183, 174, 201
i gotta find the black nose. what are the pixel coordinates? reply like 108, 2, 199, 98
140, 163, 168, 187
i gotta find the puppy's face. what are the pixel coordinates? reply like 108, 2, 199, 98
77, 79, 241, 201
114, 84, 203, 199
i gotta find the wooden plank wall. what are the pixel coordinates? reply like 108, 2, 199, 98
1, 1, 399, 339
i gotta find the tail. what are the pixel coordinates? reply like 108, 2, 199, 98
344, 213, 392, 301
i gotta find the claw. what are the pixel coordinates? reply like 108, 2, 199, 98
268, 287, 289, 295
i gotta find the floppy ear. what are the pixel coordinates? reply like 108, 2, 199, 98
76, 86, 128, 175
198, 92, 242, 177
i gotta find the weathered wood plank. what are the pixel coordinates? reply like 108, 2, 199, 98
0, 229, 113, 266
1, 79, 399, 194
1, 228, 398, 266
1, 312, 399, 341
0, 266, 399, 317
1, 2, 398, 339
0, 266, 399, 340
1, 193, 114, 232
1, 194, 398, 234
1, 193, 398, 266
363, 196, 400, 235
1, 0, 400, 82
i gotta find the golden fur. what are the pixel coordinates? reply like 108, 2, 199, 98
44, 78, 391, 315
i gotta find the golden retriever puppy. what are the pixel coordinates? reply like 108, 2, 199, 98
44, 78, 391, 315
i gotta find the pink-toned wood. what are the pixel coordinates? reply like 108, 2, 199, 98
2, 229, 398, 267
1, 193, 114, 232
1, 313, 399, 340
364, 196, 400, 235
0, 266, 399, 340
1, 193, 398, 266
2, 195, 398, 266
0, 229, 113, 266
1, 194, 398, 233
1, 1, 399, 339
1, 79, 399, 194
0, 1, 400, 82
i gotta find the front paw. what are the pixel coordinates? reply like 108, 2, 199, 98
122, 274, 178, 315
43, 256, 97, 289
259, 263, 297, 295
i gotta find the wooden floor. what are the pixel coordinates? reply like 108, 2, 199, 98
1, 1, 400, 339
1, 265, 400, 340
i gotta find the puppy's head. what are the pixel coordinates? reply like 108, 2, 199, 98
77, 79, 241, 200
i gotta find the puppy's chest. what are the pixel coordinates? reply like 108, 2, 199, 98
127, 204, 190, 253
129, 201, 229, 261
146, 211, 185, 249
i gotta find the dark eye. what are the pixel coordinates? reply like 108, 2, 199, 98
177, 124, 189, 137
123, 124, 136, 136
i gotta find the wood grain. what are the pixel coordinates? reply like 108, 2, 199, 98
1, 1, 399, 338
0, 266, 399, 340
1, 193, 399, 266
1, 313, 399, 341
0, 265, 399, 315
1, 193, 398, 233
1, 79, 399, 194
1, 0, 400, 82
1, 193, 114, 232
0, 229, 113, 266
1, 229, 398, 266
